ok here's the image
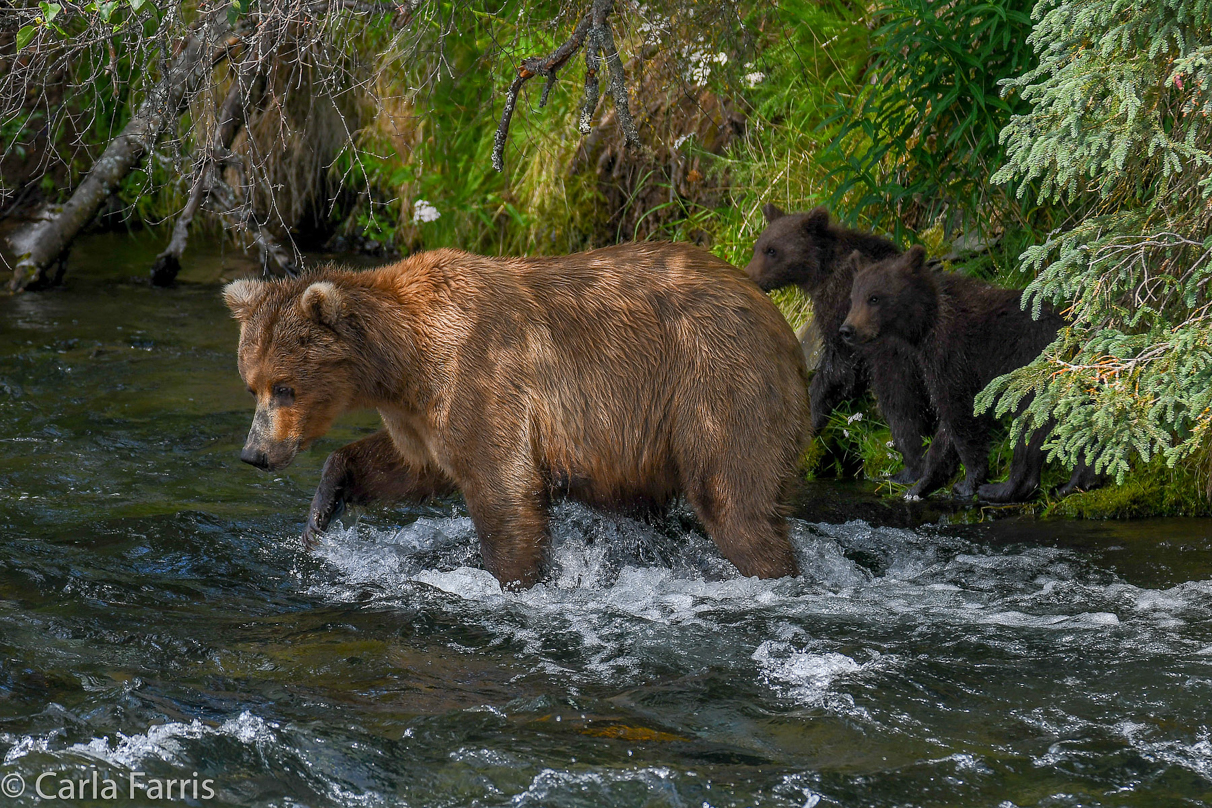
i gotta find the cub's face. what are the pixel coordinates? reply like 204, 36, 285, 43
744, 204, 833, 291
841, 246, 932, 346
224, 278, 354, 472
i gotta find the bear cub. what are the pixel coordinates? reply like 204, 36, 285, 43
746, 205, 938, 484
224, 242, 810, 589
841, 246, 1100, 502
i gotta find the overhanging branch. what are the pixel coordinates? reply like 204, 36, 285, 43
491, 0, 640, 172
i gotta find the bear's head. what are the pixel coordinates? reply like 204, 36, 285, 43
223, 275, 364, 471
840, 246, 936, 347
745, 205, 834, 292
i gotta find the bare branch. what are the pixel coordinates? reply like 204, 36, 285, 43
151, 53, 270, 286
7, 10, 235, 291
492, 0, 642, 172
492, 11, 594, 172
594, 5, 641, 149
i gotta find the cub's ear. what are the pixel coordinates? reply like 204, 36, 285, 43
903, 244, 928, 273
844, 249, 867, 273
762, 203, 786, 223
300, 280, 343, 327
804, 206, 830, 234
223, 278, 264, 321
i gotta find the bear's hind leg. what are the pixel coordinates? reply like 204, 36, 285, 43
686, 472, 798, 580
1056, 460, 1106, 497
978, 427, 1047, 503
303, 430, 454, 548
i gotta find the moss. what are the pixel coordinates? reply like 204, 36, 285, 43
801, 396, 1212, 519
1043, 461, 1212, 519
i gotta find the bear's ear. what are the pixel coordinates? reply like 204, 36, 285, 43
903, 245, 928, 273
844, 249, 867, 273
223, 278, 264, 321
804, 207, 830, 234
300, 279, 344, 327
762, 203, 786, 223
300, 281, 343, 328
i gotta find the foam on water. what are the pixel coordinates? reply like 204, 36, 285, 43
296, 502, 1212, 724
752, 642, 867, 708
70, 711, 278, 768
510, 766, 679, 807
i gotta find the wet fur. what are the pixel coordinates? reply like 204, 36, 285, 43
226, 243, 810, 588
843, 247, 1097, 502
745, 205, 936, 482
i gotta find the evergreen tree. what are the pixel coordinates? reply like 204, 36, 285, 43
978, 0, 1212, 484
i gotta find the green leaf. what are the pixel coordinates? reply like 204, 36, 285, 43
15, 25, 36, 50
227, 0, 249, 26
128, 0, 145, 11
39, 2, 61, 21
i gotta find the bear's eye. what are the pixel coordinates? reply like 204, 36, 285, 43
868, 295, 880, 305
246, 386, 255, 397
765, 247, 777, 258
272, 384, 295, 402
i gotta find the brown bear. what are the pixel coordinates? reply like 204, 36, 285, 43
841, 246, 1099, 502
745, 205, 940, 484
223, 242, 810, 589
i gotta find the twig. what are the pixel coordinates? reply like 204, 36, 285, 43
492, 0, 640, 172
594, 3, 640, 149
151, 54, 269, 286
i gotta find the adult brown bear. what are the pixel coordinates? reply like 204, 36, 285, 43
224, 243, 810, 589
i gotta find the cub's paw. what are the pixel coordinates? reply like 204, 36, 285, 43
977, 481, 1033, 504
951, 479, 980, 500
1056, 467, 1105, 498
887, 466, 920, 485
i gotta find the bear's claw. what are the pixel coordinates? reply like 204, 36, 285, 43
302, 496, 345, 550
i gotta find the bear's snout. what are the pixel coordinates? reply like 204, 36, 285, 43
839, 323, 857, 344
239, 407, 300, 472
240, 445, 271, 470
239, 438, 298, 472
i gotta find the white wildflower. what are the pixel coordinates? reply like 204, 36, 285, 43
745, 71, 765, 88
846, 412, 864, 424
412, 199, 440, 224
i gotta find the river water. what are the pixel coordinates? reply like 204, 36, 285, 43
1, 235, 1211, 807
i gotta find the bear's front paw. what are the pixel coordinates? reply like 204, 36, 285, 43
887, 466, 919, 485
978, 480, 1033, 503
302, 496, 345, 550
951, 479, 979, 499
904, 480, 928, 501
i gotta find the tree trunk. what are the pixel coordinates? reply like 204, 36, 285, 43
150, 58, 268, 286
7, 13, 233, 292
